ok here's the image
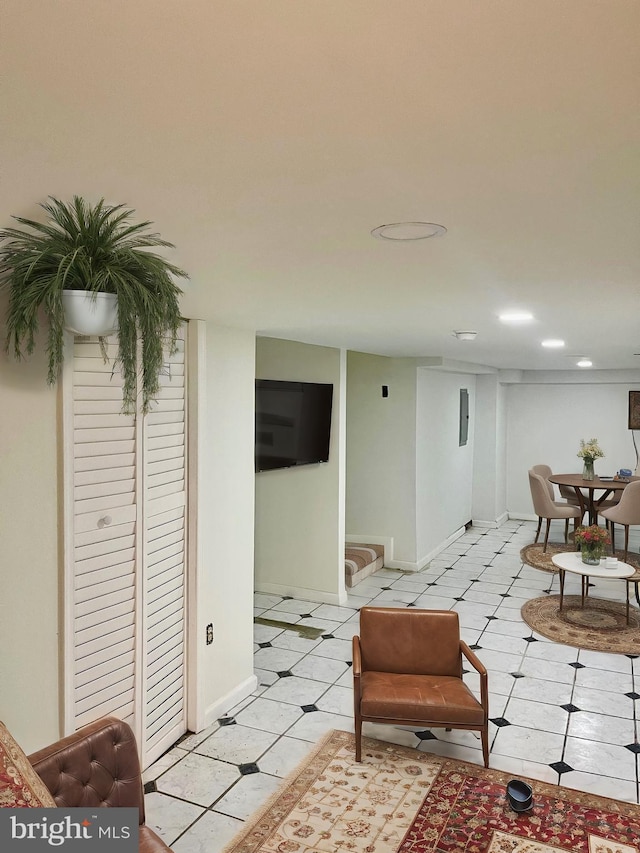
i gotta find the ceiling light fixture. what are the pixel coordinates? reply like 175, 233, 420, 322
499, 311, 534, 324
577, 359, 593, 368
453, 330, 477, 341
541, 339, 565, 348
371, 222, 447, 241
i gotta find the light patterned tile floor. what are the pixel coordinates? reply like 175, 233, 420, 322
144, 520, 640, 851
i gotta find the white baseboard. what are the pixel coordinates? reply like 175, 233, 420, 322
508, 512, 539, 522
473, 512, 509, 529
202, 674, 258, 730
386, 526, 466, 572
257, 581, 348, 606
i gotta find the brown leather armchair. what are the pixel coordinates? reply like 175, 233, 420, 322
352, 607, 489, 767
28, 717, 171, 853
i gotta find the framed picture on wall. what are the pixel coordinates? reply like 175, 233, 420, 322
629, 391, 640, 430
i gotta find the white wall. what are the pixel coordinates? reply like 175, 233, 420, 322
255, 338, 346, 603
191, 322, 257, 729
416, 369, 476, 561
506, 376, 640, 516
346, 352, 417, 563
0, 294, 60, 753
472, 374, 508, 525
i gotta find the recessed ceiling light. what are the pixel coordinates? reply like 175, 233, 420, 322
371, 222, 447, 241
499, 311, 534, 324
577, 359, 593, 367
541, 339, 565, 348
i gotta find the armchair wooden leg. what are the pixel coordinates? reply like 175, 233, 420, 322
481, 727, 489, 768
623, 526, 629, 564
534, 517, 542, 544
355, 716, 362, 762
610, 523, 616, 557
564, 518, 569, 543
542, 519, 551, 553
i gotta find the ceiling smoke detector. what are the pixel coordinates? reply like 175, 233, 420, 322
454, 330, 477, 341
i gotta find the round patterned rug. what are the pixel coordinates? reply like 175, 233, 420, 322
519, 543, 574, 573
520, 543, 640, 574
521, 595, 640, 654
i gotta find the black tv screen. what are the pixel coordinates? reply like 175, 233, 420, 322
255, 379, 333, 472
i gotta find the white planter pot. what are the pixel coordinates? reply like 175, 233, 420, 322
62, 290, 118, 336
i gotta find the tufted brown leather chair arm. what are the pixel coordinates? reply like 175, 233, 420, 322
28, 717, 145, 823
27, 717, 173, 852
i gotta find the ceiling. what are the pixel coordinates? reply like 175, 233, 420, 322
3, 1, 640, 372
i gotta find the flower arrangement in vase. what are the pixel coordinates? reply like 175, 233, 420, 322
577, 438, 604, 481
574, 524, 610, 565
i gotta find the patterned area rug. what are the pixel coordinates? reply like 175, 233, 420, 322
521, 543, 640, 574
519, 543, 574, 573
222, 730, 640, 853
521, 595, 640, 654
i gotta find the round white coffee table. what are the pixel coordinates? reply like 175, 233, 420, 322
551, 551, 635, 624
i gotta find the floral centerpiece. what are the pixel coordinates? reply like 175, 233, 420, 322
574, 524, 610, 565
577, 438, 604, 481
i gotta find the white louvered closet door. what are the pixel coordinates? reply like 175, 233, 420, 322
68, 331, 187, 768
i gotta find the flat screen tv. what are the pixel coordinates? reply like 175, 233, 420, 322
255, 379, 333, 472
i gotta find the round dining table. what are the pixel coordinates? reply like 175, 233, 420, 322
548, 473, 640, 525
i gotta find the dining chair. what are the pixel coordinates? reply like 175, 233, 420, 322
599, 480, 640, 564
352, 607, 489, 767
531, 464, 557, 502
531, 464, 586, 520
528, 470, 582, 552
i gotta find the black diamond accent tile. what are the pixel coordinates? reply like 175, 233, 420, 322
406, 602, 417, 607
625, 654, 639, 659
486, 615, 498, 621
561, 703, 581, 713
218, 716, 236, 726
143, 781, 157, 794
549, 761, 573, 774
301, 704, 318, 713
490, 717, 511, 727
625, 742, 640, 754
277, 670, 293, 678
469, 644, 482, 650
625, 692, 640, 700
415, 730, 437, 740
300, 613, 314, 619
470, 579, 479, 583
454, 597, 465, 602
322, 634, 335, 640
258, 642, 272, 649
510, 672, 525, 679
523, 636, 538, 643
499, 593, 511, 598
462, 667, 469, 675
346, 661, 352, 667
381, 587, 392, 591
239, 763, 260, 775
282, 596, 293, 600
568, 662, 585, 669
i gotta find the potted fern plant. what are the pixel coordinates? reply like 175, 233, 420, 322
0, 196, 187, 413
